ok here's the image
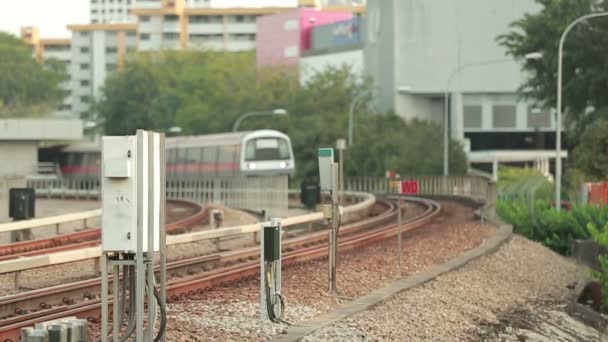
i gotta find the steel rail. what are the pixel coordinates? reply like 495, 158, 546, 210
0, 198, 437, 341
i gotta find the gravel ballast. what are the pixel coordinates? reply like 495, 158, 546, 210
302, 235, 591, 342
161, 202, 497, 341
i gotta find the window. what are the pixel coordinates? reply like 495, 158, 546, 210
230, 33, 255, 41
92, 19, 99, 23
80, 96, 90, 103
163, 32, 179, 40
80, 32, 89, 38
80, 46, 89, 53
117, 9, 123, 13
126, 31, 136, 38
244, 138, 290, 161
92, 0, 97, 3
235, 15, 244, 22
140, 33, 150, 40
80, 63, 90, 70
92, 9, 98, 14
463, 105, 482, 129
80, 80, 90, 86
140, 16, 151, 22
106, 46, 118, 53
492, 105, 517, 128
527, 107, 551, 128
106, 63, 118, 72
164, 15, 179, 22
189, 16, 209, 24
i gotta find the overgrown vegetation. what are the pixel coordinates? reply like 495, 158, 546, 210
95, 50, 468, 180
497, 200, 608, 255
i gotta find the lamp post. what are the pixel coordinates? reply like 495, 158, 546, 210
348, 93, 366, 146
443, 53, 542, 176
232, 109, 288, 132
555, 11, 608, 212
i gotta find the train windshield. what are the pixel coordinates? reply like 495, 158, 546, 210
244, 138, 290, 161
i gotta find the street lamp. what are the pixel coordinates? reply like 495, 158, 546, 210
168, 126, 182, 134
348, 93, 367, 146
232, 108, 287, 132
443, 53, 542, 176
555, 11, 608, 212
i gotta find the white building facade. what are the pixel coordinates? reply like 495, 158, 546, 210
91, 0, 135, 23
68, 24, 138, 118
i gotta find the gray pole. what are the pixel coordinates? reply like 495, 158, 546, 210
348, 93, 365, 146
397, 196, 402, 275
159, 133, 167, 342
555, 12, 608, 212
444, 60, 510, 176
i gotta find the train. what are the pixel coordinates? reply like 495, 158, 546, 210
48, 130, 295, 180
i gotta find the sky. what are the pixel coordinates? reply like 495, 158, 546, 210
0, 0, 300, 39
1, 0, 89, 38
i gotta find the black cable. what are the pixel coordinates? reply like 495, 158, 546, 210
153, 285, 167, 342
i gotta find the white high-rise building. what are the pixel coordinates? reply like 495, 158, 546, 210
91, 0, 135, 23
68, 23, 138, 117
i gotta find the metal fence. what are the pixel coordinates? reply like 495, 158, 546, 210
27, 176, 289, 217
346, 176, 494, 200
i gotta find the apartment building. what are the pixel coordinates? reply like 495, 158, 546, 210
21, 26, 73, 118
91, 0, 135, 23
67, 23, 138, 117
133, 0, 288, 51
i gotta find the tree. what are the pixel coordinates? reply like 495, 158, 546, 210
571, 119, 608, 180
96, 50, 468, 180
0, 32, 68, 117
498, 0, 608, 141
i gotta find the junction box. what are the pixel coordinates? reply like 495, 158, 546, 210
101, 135, 160, 253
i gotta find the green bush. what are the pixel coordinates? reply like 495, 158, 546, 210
588, 222, 608, 311
497, 200, 608, 255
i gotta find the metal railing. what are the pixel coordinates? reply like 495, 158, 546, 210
346, 175, 495, 203
27, 176, 289, 217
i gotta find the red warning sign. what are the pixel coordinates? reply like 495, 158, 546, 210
401, 180, 420, 195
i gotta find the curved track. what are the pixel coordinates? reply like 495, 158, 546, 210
0, 200, 207, 261
0, 197, 439, 341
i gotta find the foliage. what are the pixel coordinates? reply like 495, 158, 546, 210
498, 0, 608, 137
96, 50, 468, 180
0, 32, 68, 117
498, 199, 608, 254
498, 166, 553, 202
571, 119, 608, 181
588, 221, 608, 311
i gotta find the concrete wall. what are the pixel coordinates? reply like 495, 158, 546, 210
0, 142, 37, 176
363, 0, 396, 113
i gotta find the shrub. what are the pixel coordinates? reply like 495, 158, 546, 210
497, 200, 608, 255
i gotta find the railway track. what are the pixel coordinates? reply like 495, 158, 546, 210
0, 197, 439, 341
0, 200, 207, 262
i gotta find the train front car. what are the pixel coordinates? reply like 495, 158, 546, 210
240, 130, 295, 176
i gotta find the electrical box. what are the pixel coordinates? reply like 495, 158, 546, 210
101, 131, 163, 253
318, 148, 335, 191
263, 225, 281, 262
9, 188, 35, 220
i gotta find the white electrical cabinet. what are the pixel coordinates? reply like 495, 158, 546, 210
101, 132, 162, 253
318, 148, 335, 191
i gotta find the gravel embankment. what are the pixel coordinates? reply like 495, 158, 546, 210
303, 235, 590, 342
161, 202, 496, 341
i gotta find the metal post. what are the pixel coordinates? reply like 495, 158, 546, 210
397, 196, 402, 275
112, 263, 120, 342
135, 130, 145, 342
101, 253, 109, 342
336, 139, 346, 206
145, 131, 157, 341
328, 163, 339, 294
159, 133, 167, 342
554, 12, 608, 212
